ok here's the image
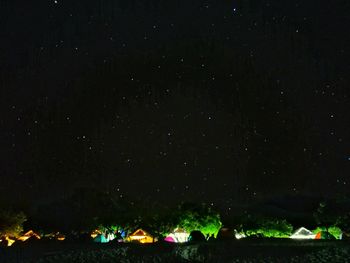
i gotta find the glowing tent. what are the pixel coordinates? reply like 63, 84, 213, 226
91, 230, 101, 239
126, 229, 156, 243
164, 228, 189, 243
93, 234, 109, 243
91, 229, 116, 243
1, 236, 16, 247
164, 236, 175, 242
290, 227, 316, 239
57, 234, 66, 241
17, 230, 41, 242
315, 231, 335, 240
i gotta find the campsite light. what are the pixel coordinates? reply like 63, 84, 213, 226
91, 229, 101, 239
127, 229, 155, 243
17, 230, 41, 242
290, 227, 316, 239
164, 228, 189, 243
234, 232, 246, 239
18, 236, 30, 242
6, 236, 16, 247
57, 236, 65, 241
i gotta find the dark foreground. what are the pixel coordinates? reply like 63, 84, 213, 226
1, 239, 350, 263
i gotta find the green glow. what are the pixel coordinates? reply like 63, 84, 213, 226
313, 226, 342, 239
238, 218, 293, 238
177, 205, 222, 238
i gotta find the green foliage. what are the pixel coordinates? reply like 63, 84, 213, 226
237, 215, 293, 238
312, 226, 342, 239
329, 226, 342, 239
121, 200, 178, 237
312, 226, 327, 234
97, 224, 123, 234
176, 203, 222, 238
139, 211, 177, 238
0, 210, 27, 238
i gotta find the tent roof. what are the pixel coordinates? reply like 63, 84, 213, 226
173, 228, 187, 233
292, 227, 313, 236
18, 230, 41, 241
130, 229, 152, 237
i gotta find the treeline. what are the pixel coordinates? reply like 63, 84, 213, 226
1, 188, 222, 240
1, 189, 350, 241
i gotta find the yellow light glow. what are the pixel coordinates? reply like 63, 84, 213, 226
6, 236, 16, 247
91, 230, 101, 239
17, 236, 30, 242
57, 236, 65, 241
17, 230, 41, 242
127, 229, 155, 243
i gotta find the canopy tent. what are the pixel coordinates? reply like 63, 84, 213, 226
0, 236, 16, 247
127, 229, 155, 243
164, 236, 175, 242
17, 230, 41, 242
91, 230, 101, 239
93, 234, 109, 243
91, 229, 115, 243
164, 228, 189, 243
290, 227, 316, 239
57, 234, 66, 241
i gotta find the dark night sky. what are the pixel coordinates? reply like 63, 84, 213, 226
1, 0, 350, 209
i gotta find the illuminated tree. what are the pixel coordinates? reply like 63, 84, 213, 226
236, 214, 293, 238
0, 210, 27, 238
176, 203, 222, 238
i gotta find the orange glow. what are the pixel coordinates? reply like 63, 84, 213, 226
17, 236, 30, 242
127, 229, 155, 244
57, 235, 65, 241
91, 229, 101, 239
17, 230, 41, 242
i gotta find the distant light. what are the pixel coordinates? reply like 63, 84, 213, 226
234, 230, 246, 239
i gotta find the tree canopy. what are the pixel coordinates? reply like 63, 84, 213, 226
0, 210, 27, 238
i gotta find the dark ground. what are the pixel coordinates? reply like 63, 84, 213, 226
1, 239, 350, 263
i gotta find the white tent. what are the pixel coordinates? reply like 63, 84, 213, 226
290, 227, 316, 239
164, 228, 189, 243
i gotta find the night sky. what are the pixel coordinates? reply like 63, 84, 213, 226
1, 0, 350, 209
